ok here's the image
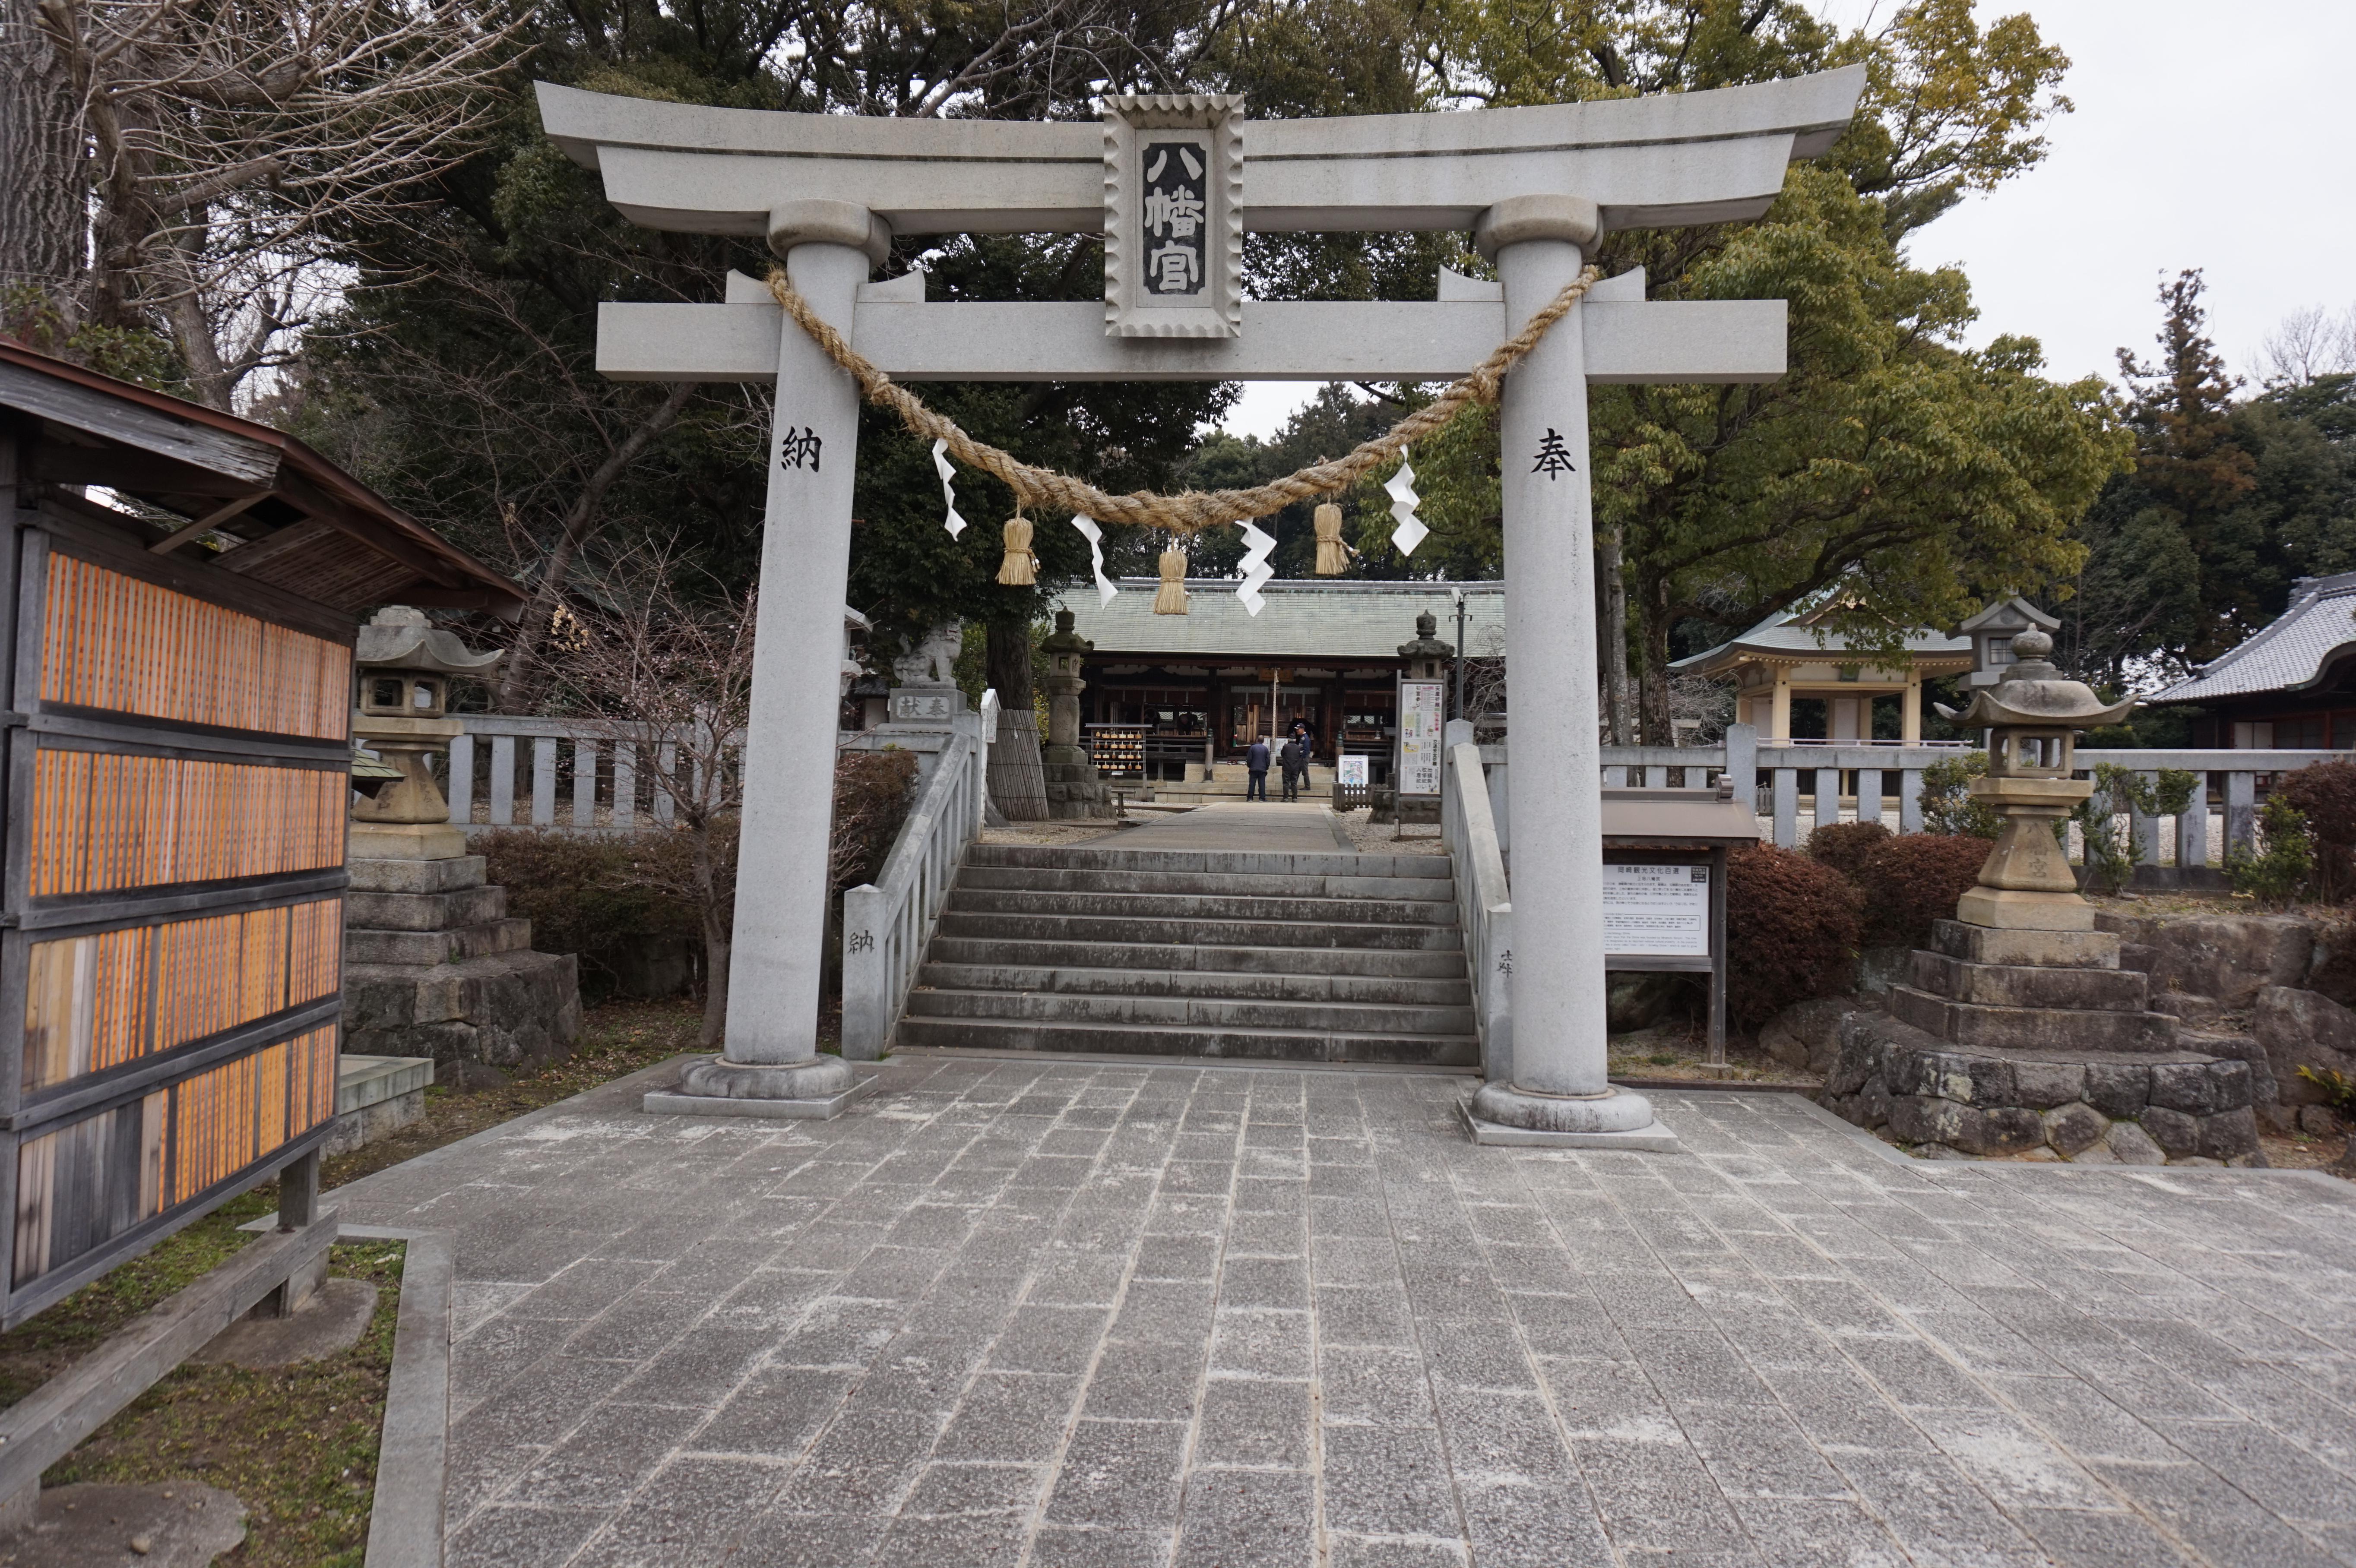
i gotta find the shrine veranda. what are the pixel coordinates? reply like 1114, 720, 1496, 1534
542, 69, 1870, 1141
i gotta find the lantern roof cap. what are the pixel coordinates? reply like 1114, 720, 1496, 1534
1935, 629, 2135, 730
356, 605, 507, 676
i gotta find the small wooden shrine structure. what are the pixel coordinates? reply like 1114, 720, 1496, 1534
0, 341, 521, 1326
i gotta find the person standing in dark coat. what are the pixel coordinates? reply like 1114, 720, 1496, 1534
1245, 734, 1271, 801
1278, 733, 1307, 800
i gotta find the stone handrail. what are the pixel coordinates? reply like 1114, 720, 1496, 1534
444, 713, 748, 832
1440, 729, 1514, 1084
839, 690, 996, 1061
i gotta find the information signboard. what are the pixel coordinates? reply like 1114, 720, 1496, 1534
1602, 863, 1711, 958
1336, 755, 1368, 788
1396, 680, 1445, 797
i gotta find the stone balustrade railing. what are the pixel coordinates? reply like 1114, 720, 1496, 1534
839, 690, 996, 1061
1472, 725, 2346, 867
1440, 728, 1514, 1083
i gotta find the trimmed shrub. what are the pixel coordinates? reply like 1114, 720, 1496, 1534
478, 829, 700, 998
2228, 795, 2313, 905
1855, 833, 1992, 948
1918, 752, 2002, 839
2277, 760, 2356, 901
1726, 844, 1862, 1034
1807, 820, 1891, 883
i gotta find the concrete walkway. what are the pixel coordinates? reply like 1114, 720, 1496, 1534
331, 1056, 2356, 1568
1112, 802, 1355, 854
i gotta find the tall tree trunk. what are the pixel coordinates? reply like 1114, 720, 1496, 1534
1637, 574, 1674, 745
0, 0, 81, 294
496, 381, 696, 711
1599, 522, 1630, 745
984, 617, 1049, 821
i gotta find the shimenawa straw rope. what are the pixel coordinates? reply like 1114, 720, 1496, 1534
764, 263, 1603, 535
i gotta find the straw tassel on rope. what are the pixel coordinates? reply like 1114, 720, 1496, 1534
1153, 543, 1189, 615
997, 510, 1037, 585
1313, 502, 1352, 575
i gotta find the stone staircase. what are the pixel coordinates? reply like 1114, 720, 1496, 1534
897, 843, 1477, 1064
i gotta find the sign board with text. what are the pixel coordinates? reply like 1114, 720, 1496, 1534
1602, 863, 1711, 958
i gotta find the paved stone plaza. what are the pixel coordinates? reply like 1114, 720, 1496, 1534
331, 1054, 2356, 1567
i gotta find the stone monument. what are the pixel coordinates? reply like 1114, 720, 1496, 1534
341, 609, 583, 1084
1040, 609, 1113, 819
1825, 630, 2263, 1163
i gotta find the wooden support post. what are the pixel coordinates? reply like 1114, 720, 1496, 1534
263, 1148, 324, 1318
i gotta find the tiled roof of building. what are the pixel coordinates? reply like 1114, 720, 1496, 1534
1055, 579, 1506, 661
2154, 572, 2356, 702
1669, 602, 1970, 673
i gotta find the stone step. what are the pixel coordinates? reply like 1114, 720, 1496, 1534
917, 961, 1472, 1008
905, 986, 1476, 1036
1909, 951, 2149, 1012
1931, 919, 2120, 971
346, 917, 535, 967
933, 910, 1462, 952
956, 865, 1454, 901
945, 887, 1454, 926
1888, 984, 2176, 1054
892, 1013, 1479, 1066
967, 844, 1448, 879
925, 936, 1470, 980
346, 883, 507, 933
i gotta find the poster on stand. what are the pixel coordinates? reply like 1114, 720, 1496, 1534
1397, 680, 1444, 796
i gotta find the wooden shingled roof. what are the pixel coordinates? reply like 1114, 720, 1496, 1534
0, 340, 526, 621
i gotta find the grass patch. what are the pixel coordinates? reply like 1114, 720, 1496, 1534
43, 1241, 404, 1568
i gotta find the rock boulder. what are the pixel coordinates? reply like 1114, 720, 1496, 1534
2252, 985, 2356, 1107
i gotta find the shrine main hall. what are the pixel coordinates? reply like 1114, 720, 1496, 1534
1053, 577, 1503, 785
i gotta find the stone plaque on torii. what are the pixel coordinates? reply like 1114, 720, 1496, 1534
539, 69, 1865, 1141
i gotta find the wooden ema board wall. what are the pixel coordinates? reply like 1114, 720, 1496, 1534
2, 539, 353, 1324
12, 1025, 335, 1290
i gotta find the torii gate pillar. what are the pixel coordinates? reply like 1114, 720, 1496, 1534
1466, 196, 1663, 1146
658, 206, 881, 1112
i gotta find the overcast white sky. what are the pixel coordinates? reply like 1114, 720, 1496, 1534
1218, 0, 2356, 439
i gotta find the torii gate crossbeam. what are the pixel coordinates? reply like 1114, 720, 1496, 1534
542, 69, 1866, 1143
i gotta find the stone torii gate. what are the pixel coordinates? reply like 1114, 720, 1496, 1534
540, 69, 1865, 1140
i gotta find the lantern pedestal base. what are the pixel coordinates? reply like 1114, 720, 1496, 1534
1955, 887, 2096, 932
1463, 1083, 1680, 1151
350, 822, 469, 861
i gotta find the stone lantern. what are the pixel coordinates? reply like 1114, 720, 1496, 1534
1039, 609, 1112, 819
1397, 611, 1453, 682
1935, 628, 2133, 932
351, 607, 504, 861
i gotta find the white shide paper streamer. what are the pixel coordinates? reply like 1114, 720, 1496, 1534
1386, 447, 1426, 556
932, 438, 967, 538
1070, 515, 1118, 606
1236, 518, 1276, 616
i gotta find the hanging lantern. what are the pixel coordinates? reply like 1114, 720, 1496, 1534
1313, 502, 1350, 575
1153, 542, 1190, 615
997, 511, 1037, 585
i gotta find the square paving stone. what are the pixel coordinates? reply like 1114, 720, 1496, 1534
504, 1403, 704, 1509
1208, 1308, 1311, 1379
1043, 1419, 1191, 1529
726, 1512, 886, 1567
447, 1503, 614, 1568
934, 1372, 1083, 1463
988, 1306, 1113, 1375
1086, 1339, 1209, 1422
1172, 1468, 1315, 1568
899, 1461, 1051, 1517
1194, 1377, 1312, 1468
771, 1408, 940, 1514
1320, 1424, 1460, 1537
690, 1367, 852, 1458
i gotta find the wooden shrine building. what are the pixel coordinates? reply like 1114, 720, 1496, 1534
1053, 579, 1504, 784
0, 341, 522, 1325
2150, 571, 2356, 749
1670, 600, 1973, 744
